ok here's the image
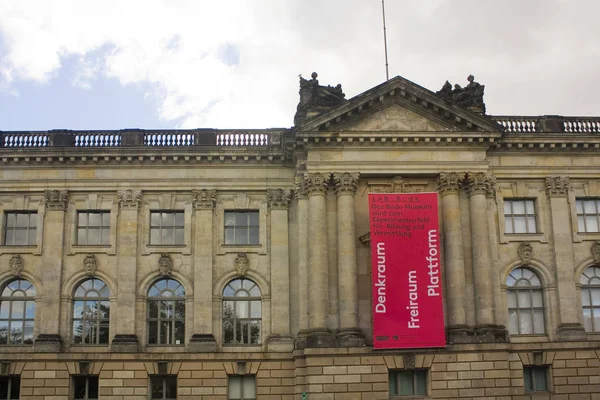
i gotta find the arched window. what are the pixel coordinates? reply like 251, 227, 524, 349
581, 266, 600, 333
147, 278, 185, 345
223, 278, 261, 345
0, 279, 36, 345
507, 267, 545, 335
72, 278, 110, 344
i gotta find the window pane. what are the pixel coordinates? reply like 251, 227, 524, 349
150, 228, 160, 245
576, 200, 584, 213
594, 309, 600, 333
519, 312, 533, 334
89, 213, 101, 227
148, 321, 158, 344
101, 229, 110, 245
29, 214, 37, 227
165, 376, 177, 398
225, 227, 235, 244
249, 212, 259, 226
249, 227, 259, 245
0, 321, 7, 344
592, 288, 600, 305
12, 300, 24, 318
161, 229, 173, 245
415, 371, 427, 395
162, 212, 174, 226
15, 229, 26, 245
88, 376, 99, 399
174, 228, 184, 245
160, 321, 171, 344
517, 291, 531, 308
250, 320, 260, 344
504, 201, 512, 215
583, 309, 593, 332
585, 216, 599, 232
398, 370, 414, 395
512, 201, 525, 214
507, 292, 517, 308
150, 377, 164, 398
236, 301, 248, 318
578, 216, 586, 232
250, 301, 261, 318
4, 230, 14, 245
532, 291, 543, 308
102, 212, 110, 226
77, 228, 87, 244
533, 310, 545, 334
525, 200, 535, 214
88, 229, 100, 245
229, 376, 241, 398
534, 368, 547, 390
175, 320, 185, 344
242, 376, 256, 398
523, 368, 532, 391
6, 213, 15, 226
527, 217, 536, 233
235, 228, 248, 245
225, 212, 235, 227
16, 213, 29, 226
174, 212, 184, 226
150, 212, 160, 226
513, 217, 526, 233
73, 376, 87, 399
0, 302, 8, 318
235, 212, 247, 226
584, 200, 597, 213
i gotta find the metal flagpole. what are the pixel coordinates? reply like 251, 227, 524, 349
382, 0, 390, 81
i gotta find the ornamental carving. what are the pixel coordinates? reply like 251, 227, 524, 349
592, 242, 600, 264
333, 172, 359, 196
294, 177, 309, 200
192, 189, 217, 210
83, 254, 98, 276
267, 189, 291, 209
518, 242, 533, 264
44, 190, 69, 210
391, 176, 407, 194
404, 353, 416, 370
9, 255, 23, 276
465, 172, 496, 198
158, 253, 173, 276
235, 253, 250, 277
545, 177, 571, 197
305, 173, 330, 196
117, 189, 142, 209
437, 172, 465, 196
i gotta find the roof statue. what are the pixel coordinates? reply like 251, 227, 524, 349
294, 72, 346, 125
436, 74, 486, 114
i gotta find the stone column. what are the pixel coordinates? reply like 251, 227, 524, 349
437, 173, 469, 338
333, 172, 365, 346
266, 189, 294, 351
466, 173, 506, 341
546, 177, 585, 340
306, 173, 335, 346
188, 189, 218, 352
35, 190, 68, 352
111, 189, 141, 352
295, 178, 310, 348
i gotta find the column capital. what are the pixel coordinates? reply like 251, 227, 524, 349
305, 173, 330, 196
267, 189, 291, 209
437, 172, 465, 197
466, 172, 496, 198
545, 176, 571, 197
294, 177, 309, 200
117, 189, 142, 209
44, 190, 69, 211
192, 189, 217, 210
333, 172, 359, 196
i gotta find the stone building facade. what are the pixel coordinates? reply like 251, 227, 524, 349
1, 74, 600, 399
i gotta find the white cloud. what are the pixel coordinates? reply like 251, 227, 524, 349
1, 0, 600, 128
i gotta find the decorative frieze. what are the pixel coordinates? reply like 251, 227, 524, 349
333, 172, 359, 196
118, 189, 142, 209
235, 253, 250, 277
44, 190, 69, 210
158, 253, 173, 276
83, 254, 98, 276
466, 172, 496, 198
267, 189, 291, 209
545, 176, 571, 197
518, 242, 533, 264
437, 172, 465, 196
305, 173, 330, 196
9, 255, 23, 276
192, 189, 217, 210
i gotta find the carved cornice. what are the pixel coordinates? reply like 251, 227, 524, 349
305, 173, 330, 196
118, 189, 142, 209
267, 189, 291, 210
437, 172, 465, 197
44, 190, 69, 210
333, 172, 359, 196
465, 172, 496, 198
545, 176, 571, 197
192, 189, 217, 210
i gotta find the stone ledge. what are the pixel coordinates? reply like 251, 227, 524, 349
187, 334, 218, 353
110, 334, 139, 353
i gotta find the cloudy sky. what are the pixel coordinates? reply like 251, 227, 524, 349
0, 0, 598, 131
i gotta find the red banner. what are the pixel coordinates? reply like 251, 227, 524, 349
369, 192, 445, 349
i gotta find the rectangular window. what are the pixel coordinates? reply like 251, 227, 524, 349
0, 376, 20, 400
224, 211, 259, 245
504, 199, 537, 234
149, 375, 177, 400
576, 198, 600, 233
3, 212, 36, 246
72, 375, 99, 400
524, 366, 549, 392
389, 369, 427, 396
77, 211, 110, 245
228, 375, 256, 400
150, 211, 185, 245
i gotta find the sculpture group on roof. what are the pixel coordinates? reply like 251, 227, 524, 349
294, 72, 346, 125
436, 75, 486, 114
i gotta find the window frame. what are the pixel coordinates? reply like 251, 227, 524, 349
224, 210, 260, 246
76, 211, 111, 246
576, 198, 600, 233
0, 375, 20, 400
147, 279, 185, 346
227, 375, 256, 400
222, 278, 262, 346
504, 199, 538, 234
149, 211, 186, 246
149, 375, 177, 400
3, 211, 37, 246
72, 375, 99, 400
523, 365, 550, 392
72, 279, 110, 345
0, 279, 36, 346
389, 369, 428, 397
581, 265, 600, 333
506, 267, 546, 336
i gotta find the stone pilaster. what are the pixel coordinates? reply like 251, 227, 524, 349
305, 173, 335, 347
111, 189, 141, 352
545, 177, 585, 340
188, 189, 218, 352
35, 190, 68, 352
266, 189, 294, 351
333, 172, 364, 346
466, 173, 507, 342
437, 173, 469, 340
295, 178, 310, 348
